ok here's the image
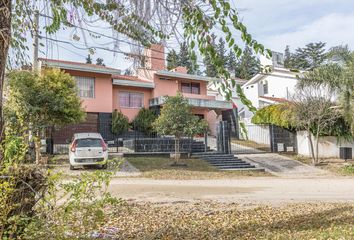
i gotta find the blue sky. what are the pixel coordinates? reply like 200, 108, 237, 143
37, 0, 354, 70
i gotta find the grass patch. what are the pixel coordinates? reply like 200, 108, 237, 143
106, 202, 354, 239
126, 156, 271, 179
286, 154, 354, 176
231, 139, 271, 151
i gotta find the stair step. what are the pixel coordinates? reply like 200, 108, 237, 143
218, 165, 256, 169
210, 163, 252, 167
205, 160, 244, 164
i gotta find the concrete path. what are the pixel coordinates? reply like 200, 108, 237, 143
239, 153, 330, 178
108, 177, 354, 205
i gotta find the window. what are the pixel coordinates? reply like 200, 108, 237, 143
75, 76, 95, 98
181, 82, 200, 94
263, 80, 268, 94
119, 92, 144, 108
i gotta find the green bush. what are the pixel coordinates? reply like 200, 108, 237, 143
111, 110, 129, 135
342, 164, 354, 174
132, 108, 157, 134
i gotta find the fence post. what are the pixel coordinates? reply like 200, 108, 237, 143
204, 132, 208, 152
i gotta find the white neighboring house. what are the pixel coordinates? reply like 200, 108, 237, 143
208, 52, 300, 122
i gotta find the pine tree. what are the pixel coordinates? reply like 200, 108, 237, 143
177, 41, 198, 74
217, 37, 227, 66
203, 33, 218, 77
226, 50, 238, 77
292, 42, 326, 70
96, 58, 105, 66
166, 49, 179, 70
85, 54, 92, 64
235, 46, 260, 80
284, 45, 292, 69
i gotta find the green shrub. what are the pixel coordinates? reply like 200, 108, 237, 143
132, 108, 157, 134
342, 164, 354, 174
111, 110, 129, 135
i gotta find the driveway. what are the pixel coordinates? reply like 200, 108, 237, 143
239, 153, 330, 177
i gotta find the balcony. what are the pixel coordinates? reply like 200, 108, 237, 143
149, 96, 233, 109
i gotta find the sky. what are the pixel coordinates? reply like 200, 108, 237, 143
36, 0, 354, 71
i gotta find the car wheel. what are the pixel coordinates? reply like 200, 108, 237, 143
70, 165, 76, 170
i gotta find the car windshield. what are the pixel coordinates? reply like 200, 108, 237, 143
76, 138, 102, 148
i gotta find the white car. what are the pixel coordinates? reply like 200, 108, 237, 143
69, 133, 108, 170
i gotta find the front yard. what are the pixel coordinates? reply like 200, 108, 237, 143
290, 155, 354, 176
102, 202, 354, 239
126, 156, 271, 179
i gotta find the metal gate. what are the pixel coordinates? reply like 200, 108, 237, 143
217, 121, 297, 154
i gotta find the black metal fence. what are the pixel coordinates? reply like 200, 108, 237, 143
47, 119, 209, 154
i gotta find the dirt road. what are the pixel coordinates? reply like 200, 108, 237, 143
109, 177, 354, 205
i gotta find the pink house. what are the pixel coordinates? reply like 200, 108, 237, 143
39, 44, 232, 141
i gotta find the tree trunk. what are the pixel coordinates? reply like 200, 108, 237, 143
307, 130, 316, 165
34, 137, 42, 165
0, 0, 12, 160
175, 137, 180, 163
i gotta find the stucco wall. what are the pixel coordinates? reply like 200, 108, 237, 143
297, 131, 354, 158
112, 85, 152, 121
64, 70, 113, 113
206, 110, 222, 136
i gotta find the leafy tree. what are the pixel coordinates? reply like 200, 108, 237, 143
235, 46, 260, 80
132, 108, 157, 134
153, 93, 205, 162
292, 42, 326, 70
292, 86, 339, 165
326, 45, 352, 64
86, 54, 92, 64
96, 58, 105, 66
111, 110, 129, 135
167, 49, 179, 70
6, 69, 85, 163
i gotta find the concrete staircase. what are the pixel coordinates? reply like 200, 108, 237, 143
193, 152, 263, 171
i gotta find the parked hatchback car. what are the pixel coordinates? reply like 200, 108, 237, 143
69, 133, 108, 170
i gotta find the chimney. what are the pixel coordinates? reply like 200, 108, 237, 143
171, 66, 188, 74
144, 44, 165, 70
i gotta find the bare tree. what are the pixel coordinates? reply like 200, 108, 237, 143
292, 86, 338, 165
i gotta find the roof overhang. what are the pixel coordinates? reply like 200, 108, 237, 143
40, 60, 122, 75
156, 70, 219, 82
113, 79, 155, 88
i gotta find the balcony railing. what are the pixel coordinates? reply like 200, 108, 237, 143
149, 96, 232, 109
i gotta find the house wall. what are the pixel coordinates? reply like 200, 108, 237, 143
297, 131, 354, 158
64, 70, 113, 113
112, 85, 152, 121
261, 74, 298, 100
206, 110, 222, 136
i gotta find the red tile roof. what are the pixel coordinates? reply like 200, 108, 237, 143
259, 96, 289, 103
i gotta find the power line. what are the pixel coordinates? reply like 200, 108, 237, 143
41, 35, 206, 65
39, 13, 170, 55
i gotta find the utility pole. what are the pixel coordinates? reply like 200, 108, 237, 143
32, 10, 39, 72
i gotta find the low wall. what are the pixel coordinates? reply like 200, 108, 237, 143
297, 131, 354, 158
